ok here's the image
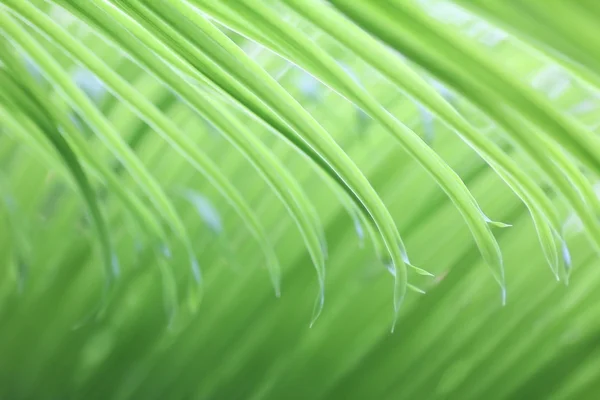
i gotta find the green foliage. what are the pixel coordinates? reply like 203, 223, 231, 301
1, 0, 599, 399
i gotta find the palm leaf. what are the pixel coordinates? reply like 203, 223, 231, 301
1, 0, 599, 399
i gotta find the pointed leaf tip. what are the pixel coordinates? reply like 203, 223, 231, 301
309, 291, 325, 328
409, 264, 435, 277
408, 284, 426, 295
486, 219, 512, 228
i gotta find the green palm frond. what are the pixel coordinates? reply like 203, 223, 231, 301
1, 1, 599, 399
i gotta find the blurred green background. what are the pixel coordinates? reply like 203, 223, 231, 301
1, 0, 600, 399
